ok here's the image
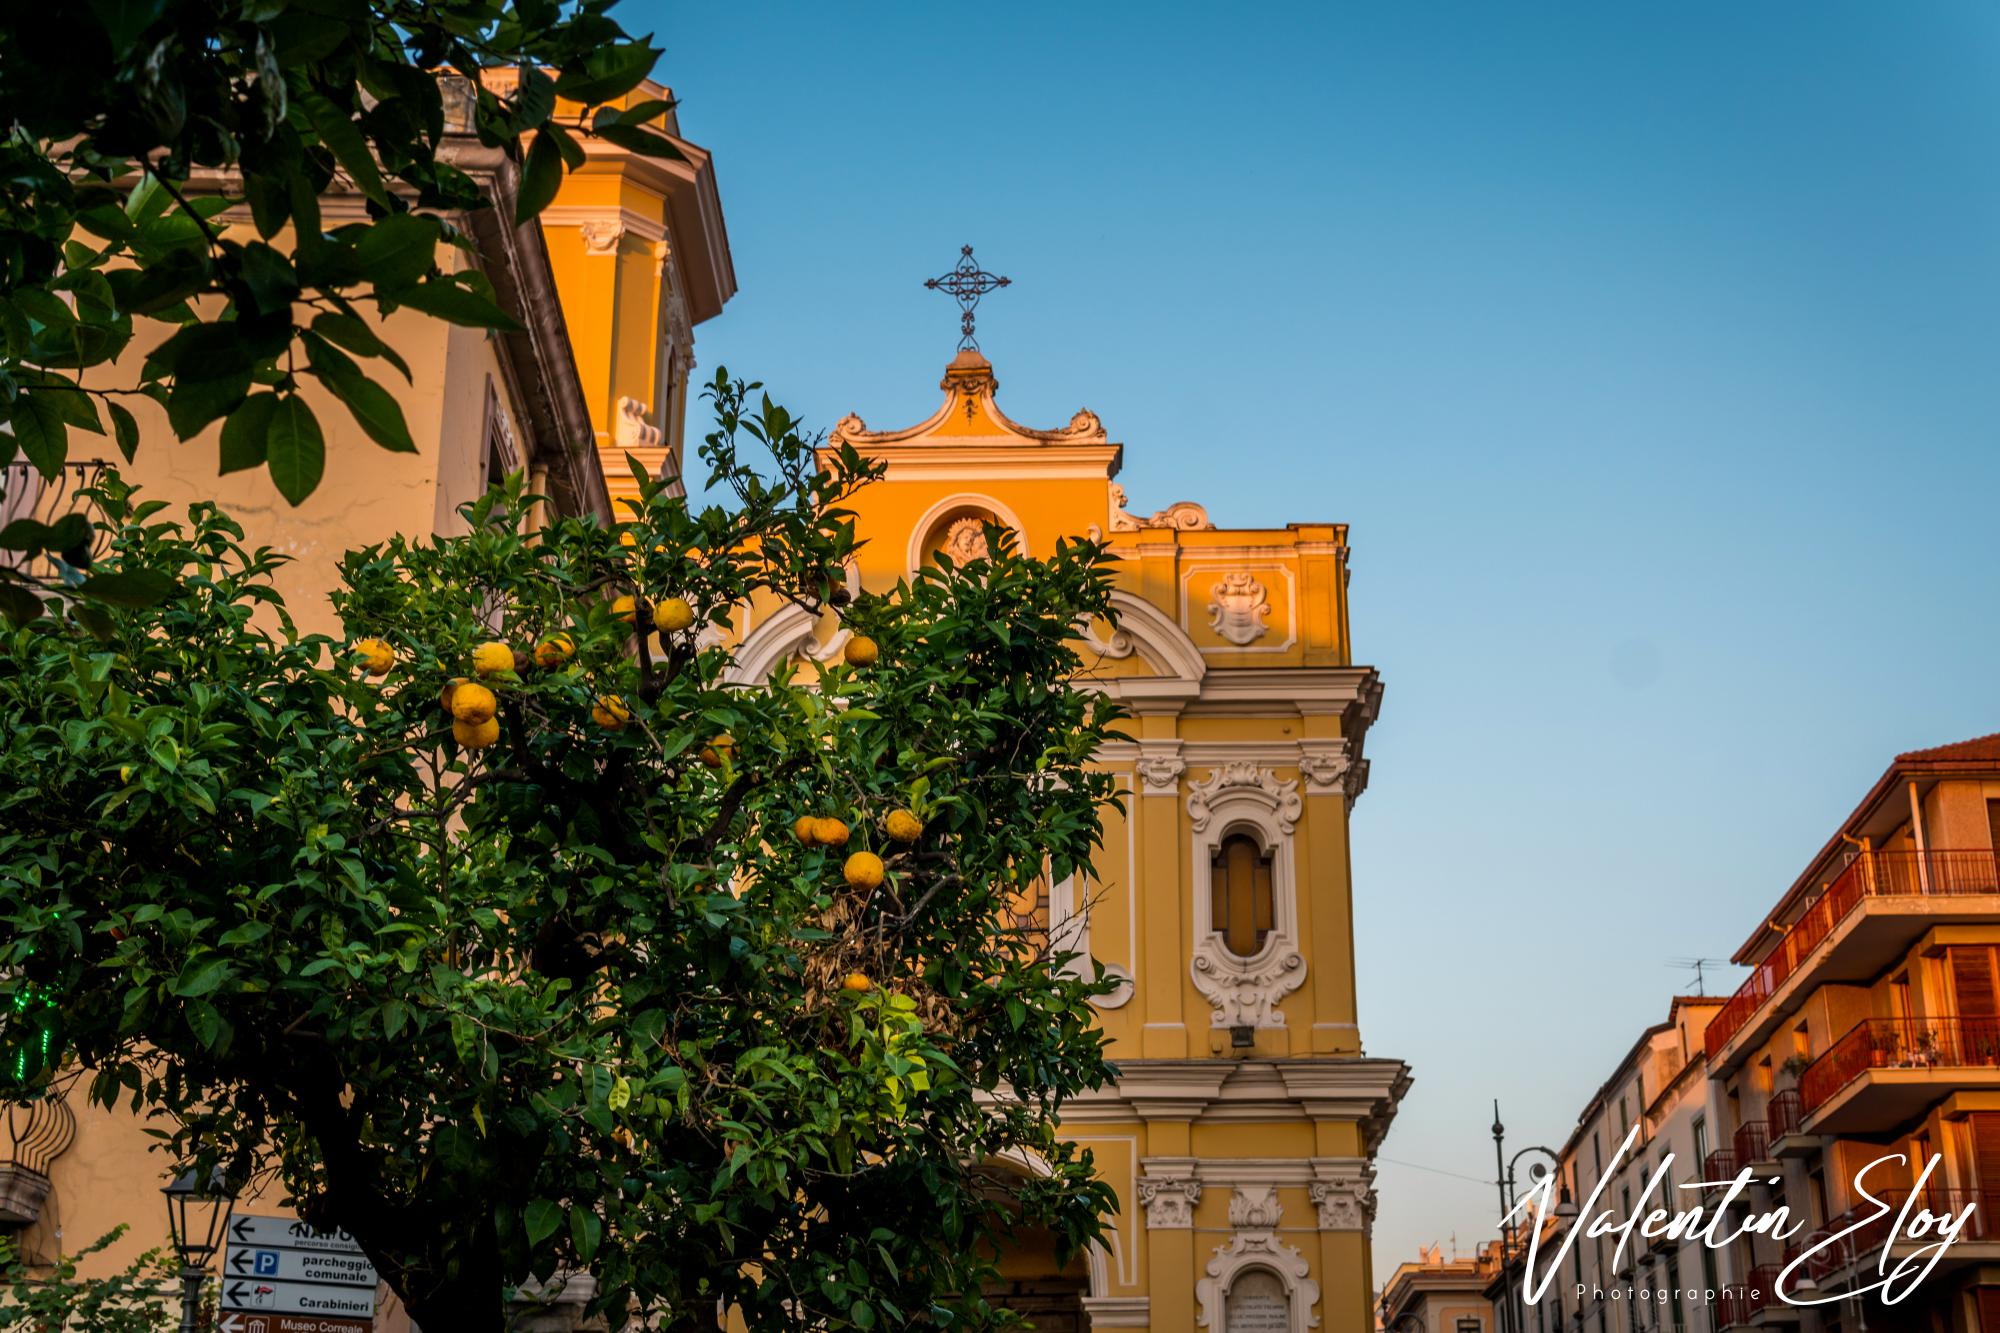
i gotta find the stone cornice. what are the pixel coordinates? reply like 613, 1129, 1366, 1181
1054, 1058, 1411, 1139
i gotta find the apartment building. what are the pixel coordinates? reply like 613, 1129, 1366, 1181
1380, 1242, 1501, 1332
1700, 734, 2000, 1332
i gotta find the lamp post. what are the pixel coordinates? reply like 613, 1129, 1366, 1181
162, 1166, 236, 1333
1492, 1101, 1577, 1333
1789, 1234, 1868, 1333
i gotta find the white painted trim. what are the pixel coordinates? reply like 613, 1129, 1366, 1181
903, 492, 1029, 577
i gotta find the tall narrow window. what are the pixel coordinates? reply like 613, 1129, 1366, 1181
1210, 832, 1274, 958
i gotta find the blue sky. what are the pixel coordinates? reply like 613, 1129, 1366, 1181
636, 1, 2000, 1272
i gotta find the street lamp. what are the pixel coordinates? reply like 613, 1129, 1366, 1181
1492, 1101, 1577, 1333
163, 1166, 236, 1333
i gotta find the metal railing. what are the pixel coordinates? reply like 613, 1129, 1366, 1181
0, 460, 110, 577
1702, 1149, 1737, 1188
1766, 1088, 1803, 1141
1, 1092, 75, 1179
1733, 1120, 1771, 1168
1799, 1015, 2000, 1113
1706, 850, 2000, 1060
1784, 1188, 1997, 1283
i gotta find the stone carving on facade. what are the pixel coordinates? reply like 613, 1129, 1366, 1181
1207, 571, 1272, 645
1133, 742, 1186, 796
579, 219, 624, 254
1186, 764, 1301, 836
1195, 1187, 1321, 1333
1110, 484, 1215, 533
1309, 1161, 1374, 1232
613, 396, 663, 451
1076, 614, 1136, 660
1137, 1175, 1202, 1229
1296, 741, 1352, 798
941, 515, 991, 564
1191, 937, 1307, 1030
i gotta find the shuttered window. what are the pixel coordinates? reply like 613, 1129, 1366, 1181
1211, 833, 1274, 958
1952, 947, 2000, 1017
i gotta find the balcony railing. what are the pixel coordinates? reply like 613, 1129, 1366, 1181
1705, 850, 2000, 1061
0, 1091, 77, 1226
1733, 1120, 1772, 1168
1767, 1088, 1804, 1141
1798, 1015, 2000, 1114
1702, 1149, 1738, 1187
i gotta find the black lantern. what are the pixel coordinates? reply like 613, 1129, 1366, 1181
162, 1165, 235, 1268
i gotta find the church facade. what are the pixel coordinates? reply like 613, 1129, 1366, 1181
702, 345, 1411, 1333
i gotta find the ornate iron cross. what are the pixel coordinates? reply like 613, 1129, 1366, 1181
924, 245, 1010, 351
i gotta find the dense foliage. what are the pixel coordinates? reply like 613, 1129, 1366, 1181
0, 377, 1124, 1329
0, 0, 682, 535
0, 1228, 179, 1332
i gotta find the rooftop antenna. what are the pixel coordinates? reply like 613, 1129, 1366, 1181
1666, 958, 1728, 996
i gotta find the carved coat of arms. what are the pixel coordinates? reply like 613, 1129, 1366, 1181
1207, 572, 1271, 646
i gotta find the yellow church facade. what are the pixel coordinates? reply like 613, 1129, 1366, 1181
698, 347, 1410, 1333
4, 71, 1407, 1332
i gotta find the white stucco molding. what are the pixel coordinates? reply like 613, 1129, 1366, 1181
1195, 1187, 1321, 1333
1309, 1158, 1375, 1232
1186, 764, 1306, 1029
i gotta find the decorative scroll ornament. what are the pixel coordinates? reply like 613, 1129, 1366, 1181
579, 219, 624, 254
1076, 614, 1135, 660
1196, 1188, 1321, 1333
1309, 1162, 1375, 1232
1191, 936, 1306, 1029
1186, 764, 1301, 836
1137, 1175, 1203, 1229
1296, 743, 1351, 795
613, 397, 663, 450
1133, 743, 1185, 795
1110, 484, 1215, 532
1207, 572, 1271, 645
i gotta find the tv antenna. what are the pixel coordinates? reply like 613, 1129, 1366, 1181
1667, 957, 1729, 996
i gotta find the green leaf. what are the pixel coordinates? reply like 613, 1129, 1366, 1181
554, 42, 660, 104
0, 584, 43, 628
311, 312, 410, 381
571, 1209, 602, 1263
166, 370, 251, 439
75, 570, 179, 607
319, 366, 416, 454
591, 121, 687, 162
300, 92, 389, 208
107, 401, 139, 462
266, 395, 325, 505
523, 1199, 562, 1247
172, 957, 230, 998
354, 215, 441, 291
617, 98, 676, 127
219, 393, 278, 474
386, 278, 519, 331
515, 130, 564, 225
31, 383, 105, 434
10, 394, 68, 478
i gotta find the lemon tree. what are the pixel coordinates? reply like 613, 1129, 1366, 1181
0, 375, 1123, 1330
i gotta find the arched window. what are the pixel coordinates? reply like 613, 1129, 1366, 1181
1210, 832, 1274, 958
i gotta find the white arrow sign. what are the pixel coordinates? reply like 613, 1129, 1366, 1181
226, 1213, 366, 1255
226, 1243, 376, 1289
220, 1276, 375, 1317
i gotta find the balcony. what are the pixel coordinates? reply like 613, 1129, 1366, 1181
1705, 850, 2000, 1071
1765, 1089, 1815, 1157
1799, 1016, 2000, 1133
1733, 1121, 1773, 1172
0, 1091, 77, 1226
1702, 1149, 1738, 1189
1715, 1269, 1789, 1330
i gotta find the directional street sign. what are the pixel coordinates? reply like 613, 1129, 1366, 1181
218, 1315, 371, 1333
221, 1212, 378, 1329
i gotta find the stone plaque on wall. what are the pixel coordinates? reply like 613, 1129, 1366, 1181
1224, 1269, 1290, 1333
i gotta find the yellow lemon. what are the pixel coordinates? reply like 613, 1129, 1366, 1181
841, 972, 873, 993
449, 681, 497, 725
592, 695, 632, 730
700, 733, 734, 769
884, 809, 924, 844
793, 816, 818, 846
534, 633, 574, 668
652, 597, 695, 633
843, 635, 879, 668
843, 851, 884, 890
472, 641, 516, 677
610, 594, 638, 625
810, 817, 850, 847
440, 677, 470, 713
353, 638, 395, 676
453, 717, 499, 749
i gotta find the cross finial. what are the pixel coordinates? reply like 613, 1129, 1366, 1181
924, 245, 1010, 351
